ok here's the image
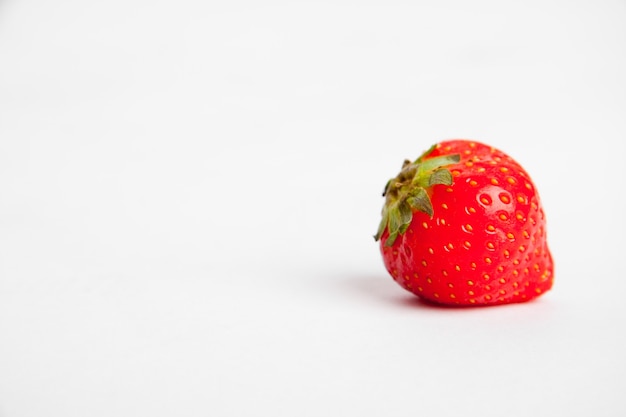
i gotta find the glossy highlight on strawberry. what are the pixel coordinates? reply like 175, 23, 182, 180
375, 139, 554, 306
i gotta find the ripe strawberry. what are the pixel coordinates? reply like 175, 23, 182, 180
374, 139, 554, 306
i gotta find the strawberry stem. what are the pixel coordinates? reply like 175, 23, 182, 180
374, 145, 460, 246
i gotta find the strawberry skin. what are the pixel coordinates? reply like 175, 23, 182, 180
375, 140, 554, 306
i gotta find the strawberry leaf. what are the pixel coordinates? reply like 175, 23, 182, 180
398, 201, 413, 233
406, 187, 433, 218
419, 154, 461, 173
386, 205, 402, 246
428, 168, 453, 186
374, 209, 389, 241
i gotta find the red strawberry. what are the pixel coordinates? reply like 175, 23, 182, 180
374, 139, 554, 306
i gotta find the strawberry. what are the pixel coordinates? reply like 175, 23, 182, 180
374, 139, 553, 306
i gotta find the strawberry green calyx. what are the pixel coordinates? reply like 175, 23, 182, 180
374, 146, 460, 247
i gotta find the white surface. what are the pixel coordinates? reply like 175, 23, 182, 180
1, 1, 625, 416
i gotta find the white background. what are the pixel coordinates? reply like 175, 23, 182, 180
1, 0, 625, 416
